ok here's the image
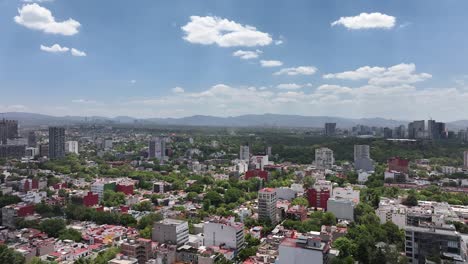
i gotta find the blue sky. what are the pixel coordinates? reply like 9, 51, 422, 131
1, 0, 468, 120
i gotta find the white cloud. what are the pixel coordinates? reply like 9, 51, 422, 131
260, 60, 283, 67
275, 40, 283, 45
40, 44, 69, 53
274, 66, 317, 76
14, 4, 80, 36
71, 48, 86, 57
323, 63, 431, 86
331, 12, 396, 30
172, 87, 185, 93
130, 80, 137, 84
276, 83, 302, 90
233, 49, 262, 60
181, 16, 272, 47
72, 99, 97, 104
22, 0, 54, 2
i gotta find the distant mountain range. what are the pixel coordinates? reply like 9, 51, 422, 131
2, 112, 468, 129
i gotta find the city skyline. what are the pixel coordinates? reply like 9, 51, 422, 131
2, 0, 468, 120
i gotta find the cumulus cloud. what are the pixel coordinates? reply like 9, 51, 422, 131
274, 66, 317, 76
14, 4, 80, 36
331, 12, 396, 30
233, 49, 262, 60
276, 83, 313, 90
172, 87, 185, 93
323, 63, 431, 86
181, 16, 272, 47
260, 60, 283, 67
40, 44, 69, 53
71, 48, 86, 57
72, 99, 97, 104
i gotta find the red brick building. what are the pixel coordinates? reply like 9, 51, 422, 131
307, 188, 331, 210
388, 157, 409, 174
83, 192, 99, 207
116, 183, 134, 195
245, 170, 268, 181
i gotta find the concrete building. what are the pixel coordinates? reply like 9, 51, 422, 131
388, 157, 409, 174
66, 141, 79, 154
250, 155, 269, 170
315, 148, 334, 169
90, 180, 116, 201
332, 187, 360, 204
258, 188, 278, 225
354, 145, 374, 172
203, 217, 245, 251
27, 131, 37, 147
48, 127, 65, 159
240, 144, 250, 161
405, 225, 466, 263
0, 119, 18, 145
2, 203, 35, 228
324, 123, 336, 136
120, 238, 152, 264
277, 234, 329, 264
464, 151, 468, 169
327, 198, 354, 221
25, 147, 39, 158
408, 120, 425, 139
148, 137, 166, 161
276, 187, 298, 201
152, 219, 189, 246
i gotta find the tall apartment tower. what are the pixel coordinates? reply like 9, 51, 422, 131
48, 127, 65, 159
464, 151, 468, 169
258, 188, 278, 225
27, 131, 37, 147
324, 123, 336, 136
0, 119, 19, 144
408, 120, 425, 139
354, 145, 374, 172
315, 148, 335, 169
152, 219, 189, 246
149, 137, 166, 161
240, 144, 250, 161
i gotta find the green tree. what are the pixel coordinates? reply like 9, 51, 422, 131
59, 228, 82, 242
292, 197, 309, 207
0, 244, 25, 264
40, 218, 66, 237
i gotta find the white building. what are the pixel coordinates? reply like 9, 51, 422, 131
315, 148, 334, 169
441, 166, 457, 175
277, 234, 328, 264
25, 147, 39, 158
240, 145, 250, 161
152, 219, 189, 246
203, 217, 245, 251
332, 187, 360, 204
250, 155, 269, 170
66, 141, 79, 154
354, 145, 374, 172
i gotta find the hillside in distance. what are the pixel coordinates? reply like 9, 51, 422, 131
1, 112, 415, 128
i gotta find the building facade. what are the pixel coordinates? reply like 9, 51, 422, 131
258, 188, 278, 225
152, 219, 189, 246
49, 127, 65, 159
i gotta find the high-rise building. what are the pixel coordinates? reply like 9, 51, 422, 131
383, 127, 393, 138
394, 125, 406, 138
324, 123, 336, 136
258, 188, 278, 225
27, 131, 37, 147
388, 157, 409, 174
354, 145, 374, 172
48, 127, 65, 159
0, 119, 18, 145
66, 141, 79, 154
315, 148, 334, 169
464, 151, 468, 169
152, 219, 189, 246
149, 137, 166, 161
408, 120, 425, 139
239, 144, 250, 161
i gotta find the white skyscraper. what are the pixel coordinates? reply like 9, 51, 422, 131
66, 141, 79, 155
315, 148, 334, 169
240, 145, 250, 161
